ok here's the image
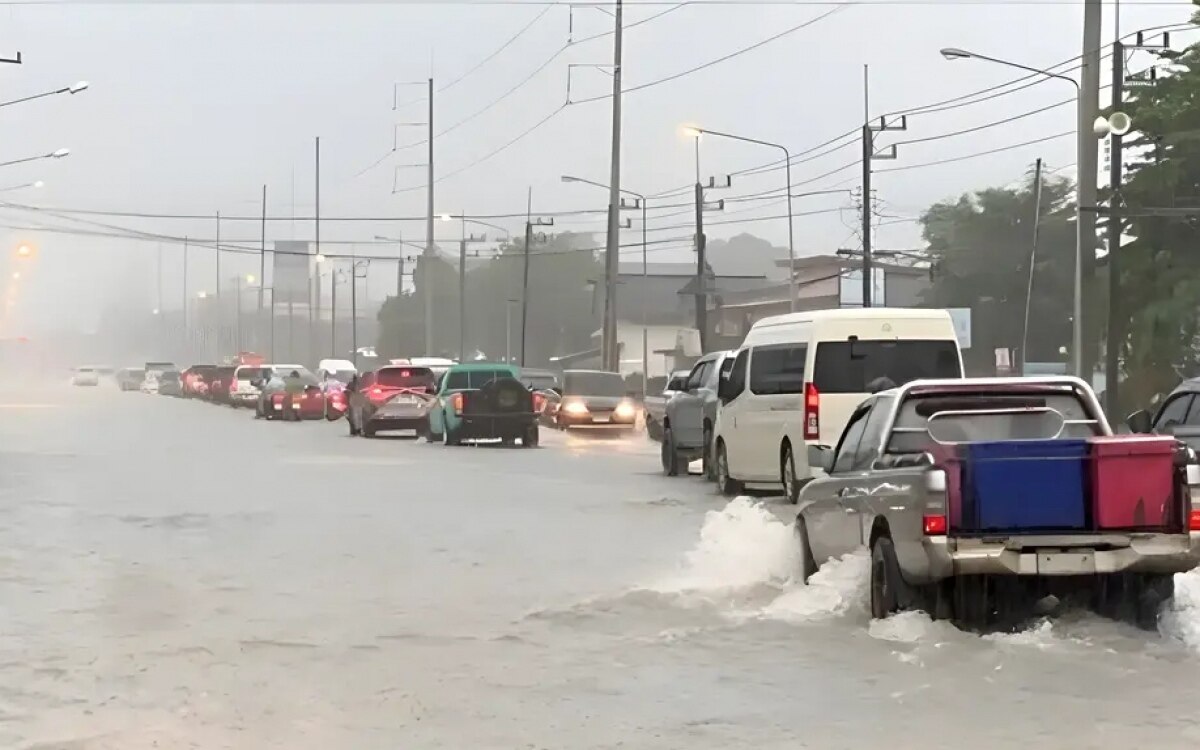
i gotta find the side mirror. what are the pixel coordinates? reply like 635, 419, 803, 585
807, 444, 834, 473
1126, 409, 1153, 434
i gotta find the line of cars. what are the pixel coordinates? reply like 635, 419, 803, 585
649, 306, 1200, 630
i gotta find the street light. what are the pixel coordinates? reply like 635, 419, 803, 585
0, 148, 69, 169
562, 174, 650, 392
941, 46, 1083, 377
0, 81, 88, 109
685, 126, 797, 313
0, 180, 43, 193
15, 244, 32, 258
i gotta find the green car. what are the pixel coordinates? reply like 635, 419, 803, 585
426, 363, 542, 447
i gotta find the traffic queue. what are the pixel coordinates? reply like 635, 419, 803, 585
93, 303, 1200, 631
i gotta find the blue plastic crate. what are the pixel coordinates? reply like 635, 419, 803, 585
962, 439, 1089, 531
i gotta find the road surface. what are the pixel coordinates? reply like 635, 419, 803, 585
2, 383, 1200, 749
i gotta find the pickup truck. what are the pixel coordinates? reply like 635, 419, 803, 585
661, 350, 733, 478
643, 370, 689, 442
796, 376, 1200, 630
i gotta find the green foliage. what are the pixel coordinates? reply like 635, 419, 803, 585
376, 233, 602, 365
919, 168, 1079, 374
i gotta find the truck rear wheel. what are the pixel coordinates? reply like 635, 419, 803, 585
870, 536, 907, 619
662, 427, 680, 476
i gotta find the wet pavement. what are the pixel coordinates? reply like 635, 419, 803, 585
3, 383, 1200, 749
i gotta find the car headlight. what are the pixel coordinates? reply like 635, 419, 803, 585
615, 400, 636, 419
563, 400, 589, 415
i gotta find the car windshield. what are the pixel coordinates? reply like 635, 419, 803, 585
563, 371, 625, 397
813, 340, 961, 393
444, 369, 510, 390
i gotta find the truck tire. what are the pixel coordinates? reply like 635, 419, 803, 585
715, 441, 743, 496
702, 425, 716, 482
870, 536, 907, 620
794, 515, 817, 583
443, 427, 461, 446
662, 427, 680, 476
1135, 573, 1174, 630
646, 417, 663, 442
523, 424, 539, 448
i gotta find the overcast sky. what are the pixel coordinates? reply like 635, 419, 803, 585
0, 0, 1190, 335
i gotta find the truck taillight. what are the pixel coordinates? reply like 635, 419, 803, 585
229, 380, 238, 394
450, 392, 464, 415
923, 514, 947, 536
803, 382, 820, 441
533, 392, 546, 413
1189, 509, 1200, 532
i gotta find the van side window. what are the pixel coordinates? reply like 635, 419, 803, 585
725, 350, 749, 399
748, 344, 807, 395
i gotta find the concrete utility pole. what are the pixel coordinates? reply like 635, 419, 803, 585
183, 236, 189, 343
694, 180, 706, 349
601, 0, 623, 372
215, 211, 221, 300
1077, 0, 1102, 377
1020, 157, 1044, 376
259, 184, 267, 352
425, 77, 435, 357
520, 190, 555, 367
315, 136, 321, 360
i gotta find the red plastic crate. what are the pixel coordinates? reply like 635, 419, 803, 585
1088, 436, 1178, 530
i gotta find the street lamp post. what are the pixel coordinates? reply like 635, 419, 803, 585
0, 148, 69, 170
0, 81, 87, 109
235, 274, 256, 352
561, 175, 648, 392
683, 127, 797, 313
941, 47, 1084, 377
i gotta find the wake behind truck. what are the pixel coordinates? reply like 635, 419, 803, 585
795, 377, 1200, 629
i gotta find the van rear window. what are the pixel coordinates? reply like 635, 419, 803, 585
813, 340, 961, 394
377, 367, 435, 388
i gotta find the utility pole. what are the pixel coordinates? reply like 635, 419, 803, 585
1104, 41, 1125, 415
315, 136, 321, 363
860, 110, 905, 307
1020, 158, 1044, 376
215, 211, 221, 300
331, 263, 338, 358
351, 259, 365, 364
457, 222, 485, 362
259, 184, 267, 353
520, 189, 554, 367
156, 243, 163, 314
601, 0, 623, 372
1077, 0, 1102, 377
182, 236, 189, 340
694, 181, 707, 351
425, 77, 435, 356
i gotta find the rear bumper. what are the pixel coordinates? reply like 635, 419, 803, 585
367, 416, 426, 431
557, 412, 636, 428
457, 413, 538, 438
914, 532, 1200, 580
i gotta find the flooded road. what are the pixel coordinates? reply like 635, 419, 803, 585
3, 384, 1200, 749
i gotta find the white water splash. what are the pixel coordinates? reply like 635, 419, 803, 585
759, 550, 870, 623
651, 497, 799, 594
1160, 569, 1200, 651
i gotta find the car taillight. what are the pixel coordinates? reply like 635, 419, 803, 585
450, 392, 464, 415
803, 382, 820, 440
922, 514, 947, 536
1190, 509, 1200, 532
229, 380, 238, 394
533, 392, 545, 413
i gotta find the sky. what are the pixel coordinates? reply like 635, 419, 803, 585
0, 0, 1191, 335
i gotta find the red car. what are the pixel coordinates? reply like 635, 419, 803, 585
265, 370, 326, 421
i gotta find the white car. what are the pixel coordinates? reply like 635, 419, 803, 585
71, 367, 100, 387
140, 371, 160, 394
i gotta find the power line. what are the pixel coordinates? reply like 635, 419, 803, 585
874, 130, 1072, 173
438, 4, 556, 94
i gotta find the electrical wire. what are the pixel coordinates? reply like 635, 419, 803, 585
439, 4, 556, 94
874, 130, 1072, 173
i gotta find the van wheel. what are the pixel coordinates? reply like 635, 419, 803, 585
782, 443, 801, 504
715, 441, 743, 496
662, 427, 680, 476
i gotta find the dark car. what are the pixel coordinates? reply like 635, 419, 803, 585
345, 366, 438, 437
116, 367, 145, 392
551, 369, 637, 430
157, 370, 183, 397
208, 365, 237, 404
1128, 377, 1200, 450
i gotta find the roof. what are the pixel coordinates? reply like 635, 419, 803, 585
751, 307, 952, 328
447, 362, 520, 373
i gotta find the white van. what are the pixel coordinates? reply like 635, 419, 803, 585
712, 308, 963, 501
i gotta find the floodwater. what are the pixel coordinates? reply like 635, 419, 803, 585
2, 382, 1200, 749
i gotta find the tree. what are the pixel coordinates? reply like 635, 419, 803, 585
919, 169, 1079, 375
376, 233, 603, 365
1109, 8, 1200, 409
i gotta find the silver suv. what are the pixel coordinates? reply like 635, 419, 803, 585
661, 350, 732, 478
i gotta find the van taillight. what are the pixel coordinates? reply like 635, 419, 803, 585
1190, 509, 1200, 532
451, 392, 464, 414
803, 382, 820, 440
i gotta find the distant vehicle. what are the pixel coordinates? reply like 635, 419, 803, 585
713, 307, 963, 501
662, 351, 734, 478
551, 369, 637, 431
157, 370, 183, 397
426, 363, 541, 447
71, 367, 100, 387
797, 376, 1200, 630
116, 367, 145, 392
228, 364, 270, 407
1127, 378, 1200, 451
393, 357, 456, 380
345, 365, 438, 437
643, 369, 690, 442
317, 359, 358, 394
182, 365, 217, 398
140, 371, 160, 394
518, 367, 559, 392
260, 367, 322, 420
144, 361, 176, 375
207, 365, 237, 404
